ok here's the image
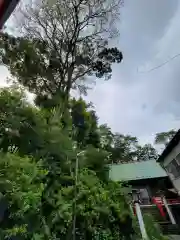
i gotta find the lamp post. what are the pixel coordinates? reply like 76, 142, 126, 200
72, 150, 85, 240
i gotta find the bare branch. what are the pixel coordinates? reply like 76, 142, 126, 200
9, 0, 123, 98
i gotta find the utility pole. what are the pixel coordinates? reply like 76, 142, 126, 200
72, 150, 85, 240
132, 190, 149, 240
134, 202, 149, 240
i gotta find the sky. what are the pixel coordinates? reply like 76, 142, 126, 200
1, 0, 180, 145
86, 0, 180, 144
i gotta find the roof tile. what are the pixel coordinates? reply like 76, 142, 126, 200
109, 160, 167, 181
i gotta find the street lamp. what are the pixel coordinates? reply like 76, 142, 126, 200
72, 150, 85, 240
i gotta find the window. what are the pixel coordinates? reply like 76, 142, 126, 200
166, 159, 180, 179
139, 188, 150, 204
132, 188, 150, 204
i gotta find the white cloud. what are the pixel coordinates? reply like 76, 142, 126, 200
86, 0, 180, 143
0, 66, 9, 86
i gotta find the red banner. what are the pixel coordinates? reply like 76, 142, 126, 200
0, 0, 5, 18
152, 197, 166, 217
0, 0, 4, 7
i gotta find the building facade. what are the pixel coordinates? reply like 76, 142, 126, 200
108, 160, 180, 237
109, 160, 173, 204
158, 130, 180, 195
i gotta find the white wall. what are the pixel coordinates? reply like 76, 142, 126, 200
162, 141, 180, 194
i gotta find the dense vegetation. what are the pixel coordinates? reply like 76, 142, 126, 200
0, 86, 136, 239
0, 81, 174, 240
0, 0, 176, 239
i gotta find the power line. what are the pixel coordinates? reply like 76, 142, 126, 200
138, 52, 180, 73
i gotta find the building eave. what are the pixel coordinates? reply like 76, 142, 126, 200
0, 0, 20, 29
157, 129, 180, 163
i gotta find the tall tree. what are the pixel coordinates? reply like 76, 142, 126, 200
0, 86, 76, 172
155, 130, 176, 147
70, 98, 100, 148
0, 86, 163, 239
136, 144, 158, 162
0, 0, 123, 104
0, 86, 43, 154
111, 134, 138, 163
98, 124, 114, 150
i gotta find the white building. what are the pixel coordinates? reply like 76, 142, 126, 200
158, 130, 180, 195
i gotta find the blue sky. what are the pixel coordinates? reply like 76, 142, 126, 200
1, 0, 180, 144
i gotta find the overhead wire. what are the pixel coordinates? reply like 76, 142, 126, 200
137, 52, 180, 73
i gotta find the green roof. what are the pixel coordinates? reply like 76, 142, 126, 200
109, 160, 167, 182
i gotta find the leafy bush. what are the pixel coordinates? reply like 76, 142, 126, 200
144, 213, 168, 240
0, 153, 47, 239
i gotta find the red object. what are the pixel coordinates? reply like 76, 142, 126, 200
0, 0, 4, 8
133, 205, 136, 216
167, 198, 180, 204
152, 197, 166, 217
0, 0, 5, 18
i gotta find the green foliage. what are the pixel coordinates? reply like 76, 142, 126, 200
106, 133, 158, 163
0, 19, 171, 236
0, 89, 136, 240
0, 86, 44, 155
43, 168, 134, 239
155, 130, 176, 147
99, 124, 114, 150
70, 98, 100, 148
0, 1, 123, 99
144, 214, 168, 240
0, 85, 159, 166
136, 144, 159, 161
0, 1, 168, 238
82, 146, 110, 181
0, 86, 140, 239
0, 152, 47, 239
0, 82, 172, 239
